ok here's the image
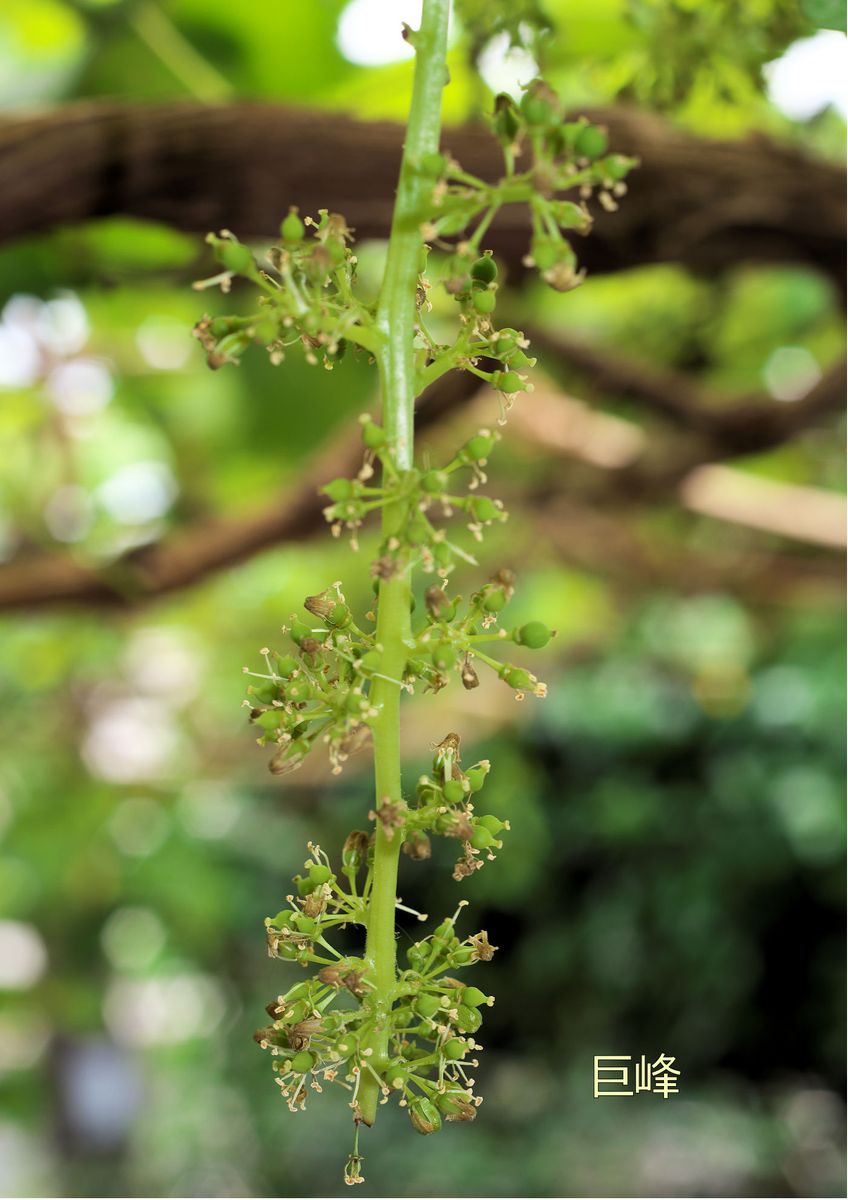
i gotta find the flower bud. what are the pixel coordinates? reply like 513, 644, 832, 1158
492, 92, 521, 144
289, 1050, 316, 1073
500, 665, 534, 691
442, 779, 466, 805
421, 469, 449, 494
271, 651, 299, 677
211, 236, 254, 274
431, 641, 456, 672
455, 1004, 482, 1034
491, 370, 523, 394
342, 830, 369, 871
402, 831, 432, 861
519, 79, 560, 127
280, 207, 305, 244
322, 478, 355, 502
425, 585, 449, 617
471, 288, 496, 315
359, 416, 386, 450
463, 429, 499, 462
441, 1037, 468, 1061
461, 986, 489, 1008
550, 200, 591, 232
515, 620, 554, 649
469, 495, 504, 524
529, 234, 561, 272
437, 1089, 476, 1121
470, 825, 496, 851
269, 743, 307, 775
465, 762, 489, 792
408, 1097, 442, 1135
414, 993, 441, 1019
306, 863, 332, 887
470, 253, 498, 285
574, 122, 608, 158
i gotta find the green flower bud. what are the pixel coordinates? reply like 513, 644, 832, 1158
465, 764, 489, 793
483, 588, 507, 612
288, 620, 312, 646
550, 200, 591, 232
215, 239, 254, 274
433, 541, 453, 568
437, 1088, 476, 1121
456, 1004, 482, 1033
530, 235, 561, 272
253, 709, 284, 730
406, 942, 427, 968
322, 478, 355, 502
574, 122, 608, 159
431, 641, 456, 672
342, 830, 369, 871
293, 914, 317, 936
515, 620, 553, 648
286, 678, 313, 703
470, 253, 498, 285
493, 92, 521, 144
270, 909, 295, 928
361, 418, 386, 450
271, 652, 299, 677
500, 665, 534, 690
469, 496, 503, 524
491, 370, 523, 394
269, 742, 307, 775
415, 993, 441, 1019
519, 79, 560, 127
407, 512, 433, 544
422, 469, 449, 494
281, 207, 305, 244
391, 1008, 414, 1031
442, 1037, 468, 1061
443, 779, 466, 805
387, 1062, 412, 1089
472, 288, 496, 315
461, 986, 489, 1008
284, 999, 311, 1024
402, 830, 432, 860
449, 946, 473, 966
600, 153, 633, 181
492, 328, 523, 357
408, 1097, 442, 1135
307, 864, 332, 886
464, 430, 498, 461
289, 1050, 316, 1073
470, 825, 496, 851
478, 814, 506, 835
252, 316, 278, 344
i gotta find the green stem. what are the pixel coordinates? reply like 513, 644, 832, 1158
358, 0, 451, 1128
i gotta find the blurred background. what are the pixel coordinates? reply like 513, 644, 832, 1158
0, 1, 845, 1196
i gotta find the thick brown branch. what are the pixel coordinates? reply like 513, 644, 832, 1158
528, 329, 846, 457
1, 101, 843, 286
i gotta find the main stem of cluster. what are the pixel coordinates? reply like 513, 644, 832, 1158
357, 0, 451, 1128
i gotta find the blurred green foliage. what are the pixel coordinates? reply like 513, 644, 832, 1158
0, 1, 844, 1197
